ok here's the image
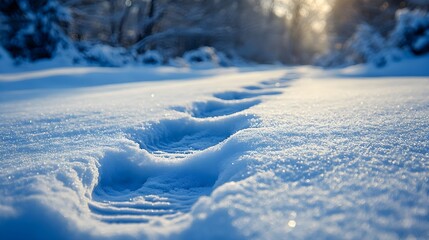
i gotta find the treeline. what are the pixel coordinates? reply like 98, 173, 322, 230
64, 0, 297, 63
0, 0, 330, 65
320, 0, 429, 67
0, 0, 428, 67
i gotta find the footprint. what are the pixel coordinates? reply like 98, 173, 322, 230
260, 73, 299, 86
172, 99, 261, 118
243, 83, 289, 90
90, 114, 257, 223
90, 147, 218, 223
127, 114, 254, 159
242, 85, 264, 90
213, 90, 282, 101
91, 159, 215, 224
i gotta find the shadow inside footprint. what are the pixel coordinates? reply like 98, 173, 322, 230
213, 90, 282, 101
242, 85, 264, 90
96, 151, 149, 192
243, 83, 289, 90
127, 114, 254, 158
172, 99, 261, 118
91, 149, 218, 223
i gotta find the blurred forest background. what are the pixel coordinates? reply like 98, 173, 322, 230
0, 0, 429, 67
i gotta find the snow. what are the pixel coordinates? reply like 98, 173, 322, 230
333, 54, 429, 77
0, 60, 429, 239
138, 50, 164, 66
0, 66, 256, 92
78, 43, 132, 67
317, 8, 429, 68
183, 47, 231, 68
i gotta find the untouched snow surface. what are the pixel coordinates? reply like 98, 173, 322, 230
0, 65, 429, 239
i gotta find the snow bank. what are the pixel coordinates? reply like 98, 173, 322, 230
77, 43, 132, 67
336, 54, 429, 77
0, 66, 244, 91
138, 50, 164, 66
182, 47, 233, 68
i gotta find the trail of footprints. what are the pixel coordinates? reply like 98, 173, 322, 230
89, 74, 295, 224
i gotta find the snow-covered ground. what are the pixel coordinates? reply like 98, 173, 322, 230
0, 62, 428, 239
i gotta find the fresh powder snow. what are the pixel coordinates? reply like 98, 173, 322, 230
0, 63, 428, 239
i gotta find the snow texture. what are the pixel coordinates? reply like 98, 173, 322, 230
0, 62, 428, 240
